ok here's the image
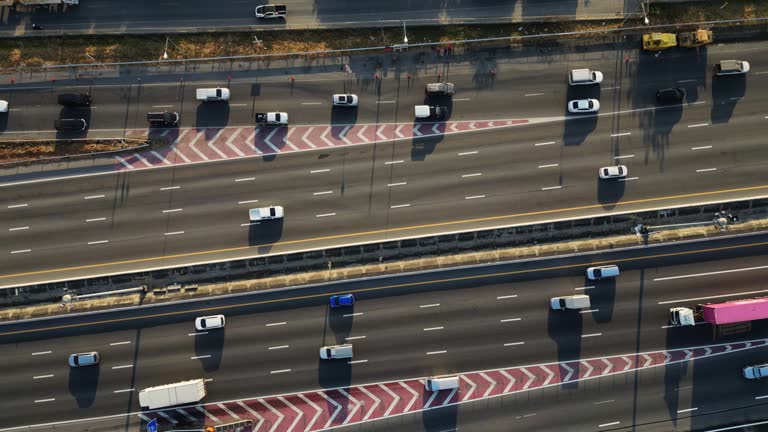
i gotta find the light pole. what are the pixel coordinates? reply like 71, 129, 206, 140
85, 52, 102, 68
641, 0, 650, 25
162, 37, 169, 60
402, 20, 408, 45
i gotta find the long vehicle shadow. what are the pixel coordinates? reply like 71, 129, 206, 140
547, 307, 582, 389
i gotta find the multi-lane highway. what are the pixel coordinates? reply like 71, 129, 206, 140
3, 233, 768, 430
1, 41, 767, 287
0, 0, 634, 36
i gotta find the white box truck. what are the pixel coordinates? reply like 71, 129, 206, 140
138, 378, 207, 409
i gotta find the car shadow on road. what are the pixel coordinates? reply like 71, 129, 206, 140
319, 305, 353, 423
330, 106, 358, 126
422, 396, 458, 432
195, 103, 230, 139
547, 308, 582, 389
68, 364, 100, 408
194, 326, 224, 372
596, 178, 626, 210
710, 73, 746, 125
589, 278, 615, 324
247, 219, 283, 254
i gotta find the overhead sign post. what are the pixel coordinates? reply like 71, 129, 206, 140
147, 418, 157, 432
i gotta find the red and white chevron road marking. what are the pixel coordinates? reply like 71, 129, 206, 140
117, 119, 531, 171
139, 339, 768, 431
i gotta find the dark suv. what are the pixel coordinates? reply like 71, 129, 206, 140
57, 93, 92, 106
656, 88, 685, 104
54, 118, 87, 131
147, 111, 179, 126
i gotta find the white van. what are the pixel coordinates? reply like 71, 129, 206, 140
586, 265, 620, 280
319, 344, 353, 359
425, 375, 460, 391
550, 294, 591, 310
568, 69, 603, 85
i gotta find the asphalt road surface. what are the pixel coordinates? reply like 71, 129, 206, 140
0, 0, 635, 36
2, 233, 768, 430
1, 41, 767, 287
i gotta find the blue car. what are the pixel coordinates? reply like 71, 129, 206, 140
330, 294, 355, 308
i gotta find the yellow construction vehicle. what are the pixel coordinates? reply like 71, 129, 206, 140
678, 29, 714, 48
642, 33, 677, 51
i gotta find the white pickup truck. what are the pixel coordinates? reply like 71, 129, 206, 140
249, 206, 284, 222
254, 4, 286, 18
196, 87, 230, 102
255, 112, 288, 126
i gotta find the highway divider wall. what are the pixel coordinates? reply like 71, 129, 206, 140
1, 197, 768, 320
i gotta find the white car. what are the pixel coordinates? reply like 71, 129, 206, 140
568, 99, 600, 113
599, 165, 628, 179
249, 205, 284, 222
195, 315, 225, 331
332, 94, 358, 107
743, 364, 768, 379
0, 100, 7, 113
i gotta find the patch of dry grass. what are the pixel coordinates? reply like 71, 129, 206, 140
650, 0, 768, 23
0, 140, 138, 163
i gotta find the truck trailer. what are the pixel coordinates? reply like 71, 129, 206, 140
669, 297, 768, 329
138, 378, 207, 409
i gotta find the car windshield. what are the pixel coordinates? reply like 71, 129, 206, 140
269, 208, 276, 216
594, 269, 603, 278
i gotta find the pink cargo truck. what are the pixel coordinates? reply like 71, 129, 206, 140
670, 297, 768, 327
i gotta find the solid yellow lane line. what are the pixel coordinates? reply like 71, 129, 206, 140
2, 238, 766, 337
3, 183, 767, 281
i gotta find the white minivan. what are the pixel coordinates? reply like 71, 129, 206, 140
320, 344, 353, 360
550, 294, 591, 310
586, 265, 620, 280
425, 375, 460, 391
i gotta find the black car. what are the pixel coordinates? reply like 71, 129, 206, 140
656, 88, 685, 104
147, 111, 179, 126
54, 118, 87, 131
57, 93, 92, 106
